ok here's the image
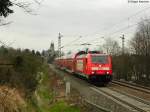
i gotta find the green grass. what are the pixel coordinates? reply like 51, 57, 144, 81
49, 101, 80, 112
37, 64, 53, 101
38, 86, 53, 100
26, 64, 81, 112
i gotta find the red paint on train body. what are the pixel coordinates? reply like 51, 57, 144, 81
55, 51, 112, 84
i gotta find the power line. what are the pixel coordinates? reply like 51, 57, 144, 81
90, 18, 150, 43
59, 7, 150, 53
108, 23, 138, 36
60, 36, 82, 49
108, 18, 150, 36
79, 6, 150, 42
75, 19, 150, 52
62, 18, 150, 53
86, 36, 104, 44
104, 6, 150, 32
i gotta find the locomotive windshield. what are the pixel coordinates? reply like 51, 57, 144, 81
91, 55, 108, 64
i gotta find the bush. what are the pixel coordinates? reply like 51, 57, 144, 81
112, 54, 150, 85
0, 46, 44, 97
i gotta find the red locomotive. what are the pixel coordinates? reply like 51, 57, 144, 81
55, 51, 112, 85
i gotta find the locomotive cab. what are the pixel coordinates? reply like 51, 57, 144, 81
86, 54, 112, 83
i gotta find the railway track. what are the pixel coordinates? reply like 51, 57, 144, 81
50, 65, 150, 112
113, 80, 150, 90
84, 99, 111, 112
111, 88, 150, 105
51, 65, 110, 112
109, 80, 150, 107
91, 86, 150, 112
112, 80, 150, 94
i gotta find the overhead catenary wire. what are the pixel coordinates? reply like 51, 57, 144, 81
108, 18, 150, 36
88, 18, 150, 44
59, 7, 150, 52
81, 7, 150, 40
104, 6, 150, 32
75, 18, 150, 52
59, 36, 82, 49
85, 37, 104, 44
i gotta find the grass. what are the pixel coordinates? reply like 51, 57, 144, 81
27, 64, 81, 112
49, 101, 80, 112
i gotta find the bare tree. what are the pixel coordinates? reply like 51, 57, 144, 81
130, 19, 150, 56
129, 18, 150, 83
0, 0, 44, 26
103, 38, 121, 55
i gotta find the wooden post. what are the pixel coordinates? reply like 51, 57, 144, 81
65, 82, 70, 97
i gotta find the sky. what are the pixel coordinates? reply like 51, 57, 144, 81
0, 0, 150, 53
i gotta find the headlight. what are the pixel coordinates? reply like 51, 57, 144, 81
106, 71, 109, 74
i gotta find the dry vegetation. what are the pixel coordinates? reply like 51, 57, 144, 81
0, 85, 26, 112
0, 46, 44, 111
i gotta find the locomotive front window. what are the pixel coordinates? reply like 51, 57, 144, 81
91, 56, 108, 64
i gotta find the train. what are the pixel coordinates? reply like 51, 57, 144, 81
54, 50, 112, 85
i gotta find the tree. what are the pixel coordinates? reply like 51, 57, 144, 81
41, 50, 45, 56
0, 0, 13, 26
103, 38, 121, 55
32, 50, 35, 55
0, 0, 13, 17
0, 0, 43, 26
129, 19, 150, 83
36, 51, 41, 56
130, 19, 150, 56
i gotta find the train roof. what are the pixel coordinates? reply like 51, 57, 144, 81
55, 50, 108, 60
74, 50, 108, 57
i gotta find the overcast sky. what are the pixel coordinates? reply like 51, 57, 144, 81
0, 0, 150, 52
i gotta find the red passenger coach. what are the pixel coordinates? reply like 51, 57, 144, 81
55, 51, 112, 85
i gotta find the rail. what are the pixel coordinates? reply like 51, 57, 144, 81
112, 80, 150, 94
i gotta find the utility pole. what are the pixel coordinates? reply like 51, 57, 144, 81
120, 34, 125, 55
58, 33, 63, 57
